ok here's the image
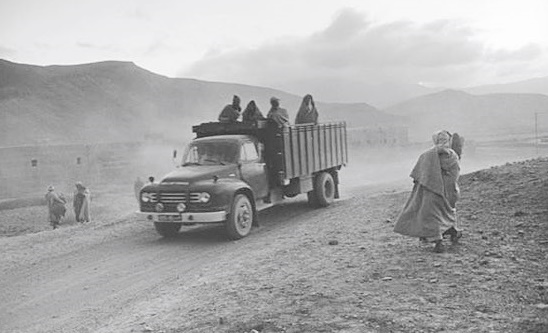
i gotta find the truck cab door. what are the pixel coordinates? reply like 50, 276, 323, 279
239, 141, 269, 199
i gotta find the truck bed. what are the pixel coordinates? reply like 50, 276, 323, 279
281, 122, 347, 179
192, 121, 348, 182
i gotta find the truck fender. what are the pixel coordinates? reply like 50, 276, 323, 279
216, 180, 258, 225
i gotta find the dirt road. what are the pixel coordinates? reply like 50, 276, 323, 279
1, 156, 546, 333
1, 185, 395, 333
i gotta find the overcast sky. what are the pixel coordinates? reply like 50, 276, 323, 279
1, 0, 547, 97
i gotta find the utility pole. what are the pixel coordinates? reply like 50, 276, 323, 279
535, 112, 538, 155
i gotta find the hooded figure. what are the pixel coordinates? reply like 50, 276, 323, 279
73, 182, 91, 223
242, 100, 265, 124
45, 185, 66, 229
393, 130, 461, 253
218, 95, 242, 123
295, 94, 319, 124
266, 96, 289, 128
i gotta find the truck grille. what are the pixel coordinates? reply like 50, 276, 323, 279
149, 192, 202, 204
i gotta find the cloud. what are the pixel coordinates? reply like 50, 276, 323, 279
181, 8, 545, 103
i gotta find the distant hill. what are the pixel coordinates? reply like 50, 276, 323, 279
0, 59, 399, 146
384, 89, 548, 142
281, 77, 440, 108
465, 76, 548, 96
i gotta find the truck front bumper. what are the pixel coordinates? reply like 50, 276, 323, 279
136, 211, 227, 223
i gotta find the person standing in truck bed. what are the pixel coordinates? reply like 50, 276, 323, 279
242, 100, 265, 124
295, 94, 319, 125
266, 96, 289, 127
218, 95, 242, 123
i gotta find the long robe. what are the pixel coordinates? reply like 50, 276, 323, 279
295, 98, 319, 124
267, 107, 289, 127
79, 189, 91, 222
393, 146, 460, 239
46, 191, 66, 224
218, 104, 241, 123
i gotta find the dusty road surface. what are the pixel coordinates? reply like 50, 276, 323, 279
0, 179, 408, 333
1, 157, 547, 333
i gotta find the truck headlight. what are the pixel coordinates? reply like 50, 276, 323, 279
197, 192, 211, 203
141, 192, 152, 202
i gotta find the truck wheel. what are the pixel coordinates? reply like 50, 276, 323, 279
314, 172, 335, 207
225, 194, 254, 240
154, 222, 182, 238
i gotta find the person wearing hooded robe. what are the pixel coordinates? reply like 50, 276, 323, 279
218, 95, 242, 123
266, 96, 289, 128
134, 176, 144, 202
73, 182, 91, 223
242, 100, 265, 124
393, 130, 462, 253
295, 94, 319, 125
45, 185, 66, 229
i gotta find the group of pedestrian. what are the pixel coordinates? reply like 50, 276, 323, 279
217, 94, 319, 127
45, 182, 91, 229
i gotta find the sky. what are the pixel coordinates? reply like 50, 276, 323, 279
1, 0, 548, 102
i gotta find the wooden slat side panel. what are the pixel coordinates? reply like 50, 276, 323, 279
314, 126, 321, 171
291, 127, 300, 178
328, 124, 335, 167
282, 127, 293, 179
306, 127, 313, 174
298, 128, 306, 175
334, 125, 339, 166
320, 125, 327, 170
343, 123, 348, 164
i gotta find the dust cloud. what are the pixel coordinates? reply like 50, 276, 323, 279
341, 140, 548, 194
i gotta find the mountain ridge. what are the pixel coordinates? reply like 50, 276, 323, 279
0, 59, 393, 146
384, 89, 548, 141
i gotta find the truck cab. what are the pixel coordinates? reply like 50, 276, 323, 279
138, 121, 347, 240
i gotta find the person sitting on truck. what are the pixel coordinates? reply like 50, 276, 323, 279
242, 100, 265, 124
266, 96, 289, 128
295, 94, 319, 125
218, 95, 242, 123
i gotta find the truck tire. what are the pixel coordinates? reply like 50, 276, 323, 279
314, 172, 335, 207
154, 222, 182, 238
225, 194, 254, 240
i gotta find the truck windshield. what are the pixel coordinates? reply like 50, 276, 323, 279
182, 141, 239, 166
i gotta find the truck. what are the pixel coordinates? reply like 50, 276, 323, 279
137, 120, 348, 239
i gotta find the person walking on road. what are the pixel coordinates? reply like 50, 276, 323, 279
73, 182, 91, 223
45, 185, 66, 229
393, 130, 462, 253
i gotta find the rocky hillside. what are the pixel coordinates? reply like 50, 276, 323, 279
384, 89, 548, 142
0, 59, 397, 146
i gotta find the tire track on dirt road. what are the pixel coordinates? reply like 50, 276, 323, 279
0, 189, 375, 333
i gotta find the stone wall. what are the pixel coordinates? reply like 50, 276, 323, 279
0, 142, 145, 200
